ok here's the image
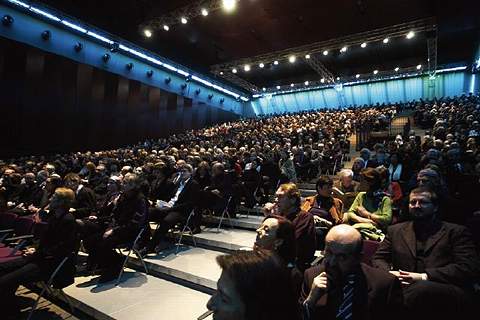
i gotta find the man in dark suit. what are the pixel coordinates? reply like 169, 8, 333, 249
149, 163, 200, 252
64, 172, 97, 218
372, 186, 480, 319
300, 224, 404, 320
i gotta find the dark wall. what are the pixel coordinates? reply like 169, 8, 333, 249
0, 37, 239, 158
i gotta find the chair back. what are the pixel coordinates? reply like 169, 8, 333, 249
0, 212, 18, 229
14, 216, 35, 236
361, 239, 380, 266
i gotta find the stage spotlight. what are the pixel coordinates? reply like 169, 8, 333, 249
110, 42, 119, 52
41, 30, 51, 41
165, 77, 171, 84
383, 37, 389, 44
274, 60, 279, 65
416, 64, 422, 70
74, 42, 83, 52
340, 46, 347, 53
406, 31, 415, 39
305, 54, 311, 59
201, 8, 209, 16
394, 67, 399, 72
320, 78, 325, 83
360, 42, 367, 48
143, 29, 152, 38
373, 70, 378, 75
323, 50, 328, 56
232, 68, 237, 73
356, 74, 360, 78
195, 89, 201, 95
223, 0, 237, 12
181, 17, 188, 24
126, 62, 133, 70
2, 15, 14, 26
146, 70, 154, 77
163, 25, 170, 31
102, 53, 110, 62
304, 81, 309, 86
244, 64, 251, 72
259, 63, 265, 68
208, 94, 214, 100
289, 55, 296, 63
290, 83, 294, 87
262, 87, 266, 91
276, 85, 281, 89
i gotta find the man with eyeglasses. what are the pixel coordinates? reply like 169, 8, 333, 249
372, 186, 480, 319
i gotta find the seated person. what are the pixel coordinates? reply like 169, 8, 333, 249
83, 173, 148, 283
201, 162, 234, 216
332, 169, 359, 212
0, 188, 78, 318
372, 186, 480, 319
300, 225, 404, 320
302, 175, 343, 249
254, 215, 303, 298
343, 168, 392, 241
149, 163, 200, 252
207, 249, 301, 320
64, 173, 97, 219
149, 161, 174, 202
264, 183, 316, 271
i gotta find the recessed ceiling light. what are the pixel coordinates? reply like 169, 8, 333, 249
373, 70, 379, 74
416, 64, 422, 70
394, 67, 399, 72
201, 8, 209, 16
361, 42, 367, 48
276, 85, 281, 89
244, 64, 251, 72
289, 55, 296, 63
340, 46, 347, 53
163, 25, 169, 31
305, 54, 311, 59
259, 63, 265, 68
356, 74, 360, 78
323, 50, 328, 56
232, 68, 237, 73
143, 29, 152, 38
320, 78, 325, 83
273, 60, 279, 65
406, 31, 415, 39
383, 38, 389, 44
181, 17, 188, 24
304, 81, 309, 85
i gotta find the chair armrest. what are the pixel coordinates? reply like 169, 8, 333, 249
5, 234, 34, 242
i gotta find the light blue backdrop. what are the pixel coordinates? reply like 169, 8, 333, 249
251, 72, 468, 115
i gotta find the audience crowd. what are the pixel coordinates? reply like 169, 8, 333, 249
1, 94, 480, 319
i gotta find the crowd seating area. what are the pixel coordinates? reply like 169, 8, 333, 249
0, 94, 479, 319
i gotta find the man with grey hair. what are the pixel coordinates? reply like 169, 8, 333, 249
148, 163, 200, 253
301, 225, 403, 320
333, 169, 359, 212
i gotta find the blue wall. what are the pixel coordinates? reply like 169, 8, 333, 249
0, 3, 252, 117
251, 71, 469, 115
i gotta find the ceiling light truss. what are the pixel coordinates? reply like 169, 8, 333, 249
210, 17, 436, 75
427, 34, 437, 77
139, 0, 228, 31
302, 54, 335, 83
218, 72, 261, 93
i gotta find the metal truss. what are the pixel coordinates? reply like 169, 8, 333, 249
427, 32, 438, 76
139, 0, 228, 31
217, 72, 261, 93
303, 54, 336, 83
210, 17, 437, 73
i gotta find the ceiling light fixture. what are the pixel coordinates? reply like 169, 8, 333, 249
273, 60, 279, 65
320, 78, 325, 83
289, 55, 296, 63
244, 64, 251, 72
181, 17, 188, 24
394, 67, 399, 72
340, 46, 347, 53
305, 54, 311, 59
222, 0, 237, 12
163, 25, 169, 31
373, 70, 378, 75
383, 37, 389, 44
276, 85, 281, 89
322, 50, 329, 56
232, 68, 237, 73
356, 74, 360, 78
201, 8, 209, 16
259, 63, 265, 68
416, 64, 422, 70
406, 31, 415, 39
143, 29, 152, 38
361, 42, 367, 48
304, 81, 309, 85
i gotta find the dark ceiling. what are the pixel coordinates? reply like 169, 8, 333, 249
39, 0, 479, 90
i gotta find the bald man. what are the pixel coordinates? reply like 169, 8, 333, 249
300, 225, 404, 320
